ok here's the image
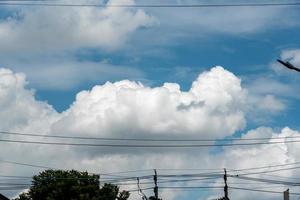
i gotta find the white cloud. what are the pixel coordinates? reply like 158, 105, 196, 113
1, 66, 300, 200
0, 0, 154, 53
0, 0, 299, 56
215, 127, 300, 200
0, 68, 58, 132
246, 77, 297, 98
246, 92, 286, 123
51, 66, 246, 139
258, 95, 285, 112
0, 65, 247, 138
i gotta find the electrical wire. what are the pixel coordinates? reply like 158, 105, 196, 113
0, 1, 300, 8
0, 186, 30, 190
258, 173, 300, 180
1, 130, 300, 142
234, 165, 300, 176
160, 186, 224, 190
230, 175, 300, 186
0, 158, 55, 169
230, 186, 300, 195
2, 137, 300, 147
228, 161, 300, 173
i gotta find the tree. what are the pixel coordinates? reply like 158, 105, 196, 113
14, 169, 129, 200
149, 197, 162, 200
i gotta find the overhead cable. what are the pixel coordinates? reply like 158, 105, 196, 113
2, 138, 300, 147
1, 130, 300, 142
0, 1, 300, 8
230, 186, 300, 195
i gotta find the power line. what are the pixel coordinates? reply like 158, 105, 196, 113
0, 158, 55, 170
258, 173, 300, 180
0, 186, 30, 190
0, 1, 300, 8
228, 161, 300, 173
0, 175, 32, 179
230, 186, 300, 195
230, 175, 300, 186
0, 159, 124, 178
234, 165, 300, 176
2, 137, 300, 147
160, 186, 224, 189
3, 160, 300, 184
3, 130, 300, 143
100, 161, 300, 176
4, 157, 300, 175
3, 130, 300, 142
3, 157, 300, 181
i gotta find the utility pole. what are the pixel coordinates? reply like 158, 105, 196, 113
224, 168, 229, 200
154, 169, 158, 200
284, 189, 289, 200
149, 169, 161, 200
216, 169, 230, 200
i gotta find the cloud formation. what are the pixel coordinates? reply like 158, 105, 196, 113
0, 66, 299, 200
0, 0, 154, 53
51, 66, 246, 139
0, 68, 58, 132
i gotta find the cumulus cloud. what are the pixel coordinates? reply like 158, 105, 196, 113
51, 66, 246, 139
1, 66, 299, 200
215, 127, 300, 200
0, 65, 247, 137
0, 0, 154, 53
0, 68, 58, 132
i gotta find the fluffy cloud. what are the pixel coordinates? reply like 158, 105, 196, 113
0, 0, 154, 53
0, 66, 247, 137
51, 66, 246, 139
1, 0, 299, 56
1, 66, 299, 200
215, 127, 300, 200
0, 68, 58, 132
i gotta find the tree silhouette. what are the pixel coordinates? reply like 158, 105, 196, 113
14, 169, 129, 200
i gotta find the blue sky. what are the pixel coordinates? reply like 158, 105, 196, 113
1, 1, 300, 199
31, 7, 300, 129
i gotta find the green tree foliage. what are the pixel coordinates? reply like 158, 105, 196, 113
14, 170, 129, 200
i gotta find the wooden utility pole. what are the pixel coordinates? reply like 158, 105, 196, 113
224, 168, 229, 200
284, 189, 289, 200
154, 169, 158, 200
